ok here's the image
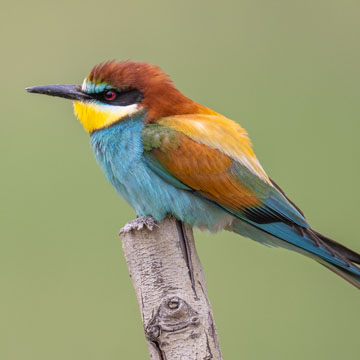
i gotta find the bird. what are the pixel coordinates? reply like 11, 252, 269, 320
27, 60, 360, 289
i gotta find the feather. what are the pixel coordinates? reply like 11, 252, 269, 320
141, 118, 360, 289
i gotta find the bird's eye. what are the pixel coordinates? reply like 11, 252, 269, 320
104, 90, 116, 101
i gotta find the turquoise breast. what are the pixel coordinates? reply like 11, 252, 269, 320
90, 115, 232, 231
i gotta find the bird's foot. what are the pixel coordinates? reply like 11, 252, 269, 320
119, 216, 158, 235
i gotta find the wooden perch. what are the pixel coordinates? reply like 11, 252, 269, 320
119, 216, 223, 360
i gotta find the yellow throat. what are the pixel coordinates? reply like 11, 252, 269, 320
73, 101, 140, 133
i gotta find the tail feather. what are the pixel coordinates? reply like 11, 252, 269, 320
230, 219, 360, 289
312, 230, 360, 265
319, 261, 360, 290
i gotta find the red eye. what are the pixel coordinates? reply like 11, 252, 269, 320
104, 90, 116, 101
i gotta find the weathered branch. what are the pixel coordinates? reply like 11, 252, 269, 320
119, 216, 222, 360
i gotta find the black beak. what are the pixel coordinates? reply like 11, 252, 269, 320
26, 84, 92, 102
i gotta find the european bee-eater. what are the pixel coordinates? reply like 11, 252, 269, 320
27, 60, 360, 289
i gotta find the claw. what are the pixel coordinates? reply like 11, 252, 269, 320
119, 216, 159, 235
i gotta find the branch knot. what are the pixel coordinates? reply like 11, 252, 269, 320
145, 296, 200, 341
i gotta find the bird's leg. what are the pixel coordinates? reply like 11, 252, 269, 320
119, 215, 158, 234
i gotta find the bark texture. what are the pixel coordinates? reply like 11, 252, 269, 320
119, 216, 222, 360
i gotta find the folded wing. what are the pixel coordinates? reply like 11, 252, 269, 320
142, 114, 360, 287
142, 115, 307, 227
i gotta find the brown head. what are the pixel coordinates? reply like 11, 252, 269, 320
27, 60, 215, 133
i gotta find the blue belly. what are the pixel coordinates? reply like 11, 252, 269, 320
90, 116, 232, 231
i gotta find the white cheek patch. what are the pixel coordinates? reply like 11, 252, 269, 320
96, 102, 139, 118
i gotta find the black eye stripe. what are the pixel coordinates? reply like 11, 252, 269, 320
92, 89, 144, 106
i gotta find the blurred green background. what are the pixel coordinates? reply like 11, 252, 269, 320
1, 0, 360, 359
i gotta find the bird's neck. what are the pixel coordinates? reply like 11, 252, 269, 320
90, 114, 145, 181
140, 81, 220, 122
